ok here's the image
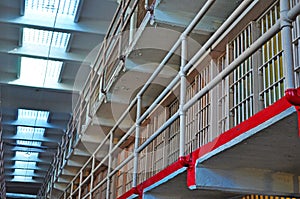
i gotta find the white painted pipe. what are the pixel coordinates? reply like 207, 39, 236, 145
183, 0, 254, 74
109, 153, 134, 178
111, 124, 135, 153
136, 0, 253, 121
183, 0, 215, 35
136, 0, 254, 156
106, 133, 114, 199
132, 96, 142, 187
137, 0, 217, 96
137, 111, 179, 153
179, 36, 187, 158
137, 74, 180, 124
281, 0, 294, 89
145, 0, 149, 10
288, 1, 300, 20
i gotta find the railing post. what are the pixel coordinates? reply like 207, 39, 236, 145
133, 95, 142, 188
90, 155, 95, 199
179, 35, 188, 165
106, 132, 113, 199
280, 0, 294, 90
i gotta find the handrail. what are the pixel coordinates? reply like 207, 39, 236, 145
59, 0, 255, 197
39, 0, 300, 198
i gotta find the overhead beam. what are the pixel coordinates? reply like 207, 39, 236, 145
20, 0, 25, 16
4, 156, 53, 164
5, 177, 44, 183
0, 13, 110, 35
1, 120, 66, 131
5, 164, 50, 171
1, 40, 89, 63
3, 145, 57, 154
74, 0, 85, 23
5, 171, 46, 178
3, 133, 61, 144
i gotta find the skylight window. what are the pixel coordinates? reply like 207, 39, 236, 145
19, 57, 63, 86
23, 28, 70, 49
17, 140, 42, 147
14, 161, 36, 169
14, 169, 35, 176
15, 151, 39, 159
25, 0, 80, 17
16, 126, 45, 140
18, 109, 49, 122
13, 176, 33, 181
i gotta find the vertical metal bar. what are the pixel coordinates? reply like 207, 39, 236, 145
281, 0, 295, 89
241, 32, 245, 122
261, 18, 267, 108
89, 155, 95, 199
226, 44, 231, 130
78, 170, 82, 199
106, 133, 113, 199
179, 36, 187, 157
133, 96, 141, 187
233, 40, 237, 125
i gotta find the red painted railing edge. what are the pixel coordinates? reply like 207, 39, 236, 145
118, 94, 295, 198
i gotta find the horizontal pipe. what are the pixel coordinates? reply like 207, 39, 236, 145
111, 124, 136, 154
288, 1, 300, 20
109, 153, 134, 178
183, 21, 281, 112
183, 0, 253, 74
137, 0, 216, 96
137, 74, 180, 124
183, 0, 215, 35
111, 97, 137, 133
137, 111, 179, 153
138, 39, 182, 97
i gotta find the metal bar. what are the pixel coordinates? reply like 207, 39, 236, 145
137, 74, 180, 124
183, 21, 281, 113
111, 98, 137, 133
281, 0, 296, 89
137, 111, 179, 153
288, 1, 300, 20
183, 0, 215, 35
133, 96, 142, 187
106, 133, 113, 199
105, 3, 123, 40
111, 124, 135, 154
109, 153, 134, 178
179, 36, 187, 157
137, 0, 216, 97
183, 0, 253, 74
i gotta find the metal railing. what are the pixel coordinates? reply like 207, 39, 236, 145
39, 0, 300, 198
38, 0, 152, 197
